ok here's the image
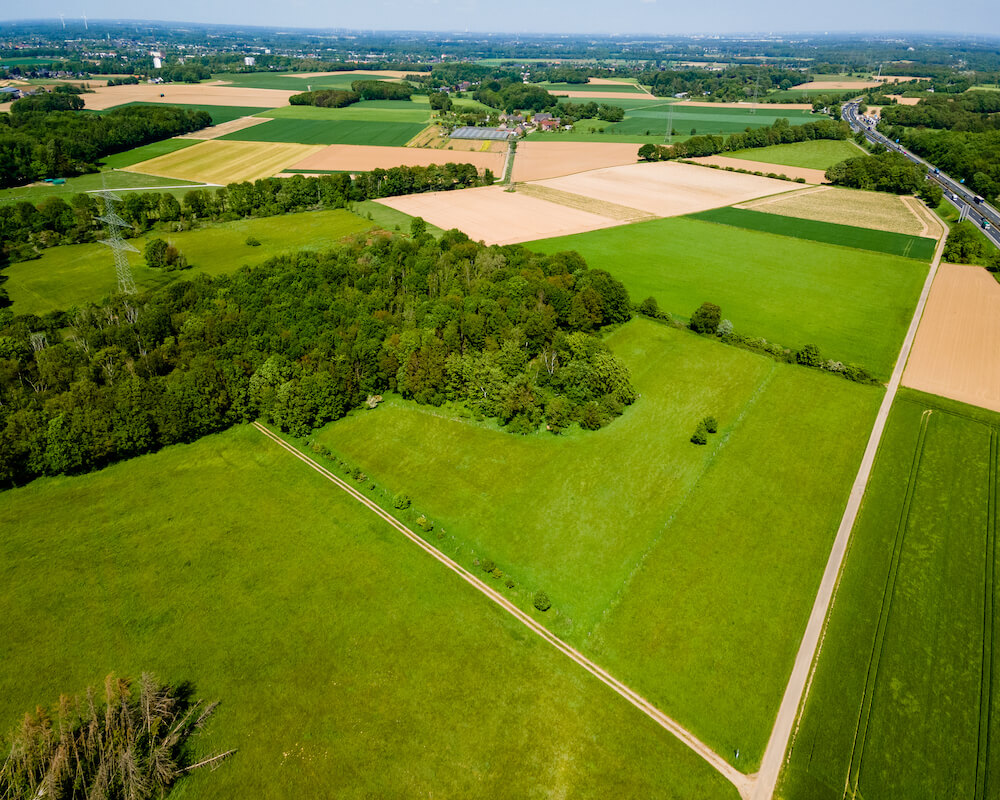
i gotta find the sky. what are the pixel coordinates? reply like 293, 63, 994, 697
6, 0, 1000, 36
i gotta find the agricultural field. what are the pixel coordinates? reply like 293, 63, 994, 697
723, 138, 864, 170
526, 216, 929, 378
96, 102, 272, 126
314, 317, 882, 766
777, 390, 1000, 800
511, 141, 640, 181
904, 263, 1000, 413
690, 207, 938, 260
687, 156, 828, 184
2, 209, 373, 315
82, 83, 294, 111
123, 140, 324, 183
0, 170, 201, 205
538, 80, 648, 94
211, 70, 419, 91
286, 144, 503, 174
219, 118, 427, 147
259, 100, 432, 124
98, 138, 199, 169
0, 425, 737, 800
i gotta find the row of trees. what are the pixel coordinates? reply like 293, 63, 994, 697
556, 100, 625, 123
637, 65, 804, 102
473, 81, 558, 113
638, 117, 847, 161
0, 165, 494, 265
0, 229, 637, 485
351, 79, 413, 100
289, 89, 360, 108
0, 103, 211, 188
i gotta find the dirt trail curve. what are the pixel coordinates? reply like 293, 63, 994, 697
252, 420, 753, 800
750, 229, 948, 800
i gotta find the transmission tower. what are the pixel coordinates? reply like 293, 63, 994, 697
96, 190, 139, 295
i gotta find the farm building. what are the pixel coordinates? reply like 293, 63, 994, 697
450, 126, 518, 141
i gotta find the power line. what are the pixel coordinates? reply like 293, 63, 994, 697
96, 189, 139, 295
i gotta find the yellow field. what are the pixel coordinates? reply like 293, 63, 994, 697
123, 140, 324, 184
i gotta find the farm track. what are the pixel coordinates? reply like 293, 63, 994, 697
251, 420, 754, 799
976, 429, 998, 800
844, 408, 933, 798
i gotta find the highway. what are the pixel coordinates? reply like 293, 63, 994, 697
842, 100, 1000, 250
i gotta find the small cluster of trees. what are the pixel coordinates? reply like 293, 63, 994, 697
0, 103, 211, 188
943, 221, 1000, 269
638, 117, 847, 162
350, 79, 413, 100
473, 80, 557, 113
556, 100, 625, 123
824, 151, 929, 195
289, 89, 360, 108
638, 65, 804, 102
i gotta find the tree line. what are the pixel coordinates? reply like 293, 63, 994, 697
0, 102, 211, 189
638, 117, 848, 161
289, 88, 361, 108
824, 151, 939, 199
637, 65, 803, 102
0, 228, 636, 486
0, 165, 494, 267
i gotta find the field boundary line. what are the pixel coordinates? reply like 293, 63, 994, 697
975, 428, 998, 800
751, 230, 946, 800
844, 408, 932, 797
251, 420, 754, 799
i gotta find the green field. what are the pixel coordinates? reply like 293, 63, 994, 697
260, 99, 431, 124
96, 102, 271, 125
99, 138, 199, 169
211, 71, 427, 91
690, 206, 938, 260
778, 389, 1000, 800
526, 217, 929, 378
314, 318, 881, 767
725, 138, 863, 170
3, 209, 373, 315
0, 170, 201, 206
0, 424, 737, 800
540, 81, 647, 94
220, 118, 426, 146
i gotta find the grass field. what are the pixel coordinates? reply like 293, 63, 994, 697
96, 102, 271, 126
690, 206, 938, 260
259, 100, 431, 124
313, 318, 882, 767
724, 139, 862, 170
0, 170, 201, 206
2, 209, 373, 315
211, 71, 422, 91
0, 425, 738, 800
539, 81, 647, 94
124, 140, 323, 184
778, 389, 1000, 800
219, 118, 427, 147
99, 139, 199, 169
526, 217, 928, 378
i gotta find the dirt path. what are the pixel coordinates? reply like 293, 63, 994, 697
252, 420, 753, 799
750, 229, 948, 800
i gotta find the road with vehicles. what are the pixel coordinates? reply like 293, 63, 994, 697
843, 101, 1000, 250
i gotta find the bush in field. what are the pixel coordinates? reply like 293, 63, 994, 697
481, 558, 496, 573
533, 591, 551, 611
245, 235, 261, 246
392, 493, 411, 510
505, 577, 515, 588
690, 302, 722, 334
703, 416, 718, 434
796, 344, 823, 367
638, 296, 660, 317
690, 423, 708, 445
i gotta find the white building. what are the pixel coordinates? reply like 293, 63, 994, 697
244, 56, 256, 67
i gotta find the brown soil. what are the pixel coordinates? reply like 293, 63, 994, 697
83, 83, 294, 110
510, 142, 640, 182
287, 144, 504, 174
688, 155, 826, 184
674, 100, 813, 110
514, 184, 656, 222
885, 95, 922, 106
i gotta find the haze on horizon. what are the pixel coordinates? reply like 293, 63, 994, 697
3, 0, 999, 38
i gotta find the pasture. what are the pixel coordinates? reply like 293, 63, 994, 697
0, 170, 200, 205
123, 139, 324, 184
313, 317, 882, 767
0, 425, 736, 800
526, 216, 929, 378
723, 138, 863, 170
219, 118, 427, 147
778, 390, 1000, 800
2, 209, 373, 315
538, 81, 647, 94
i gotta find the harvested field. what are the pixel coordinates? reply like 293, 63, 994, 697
283, 69, 414, 79
533, 161, 797, 218
515, 184, 655, 222
688, 156, 827, 184
83, 83, 294, 110
287, 144, 504, 174
674, 100, 813, 110
375, 185, 621, 245
874, 75, 930, 83
123, 140, 323, 184
177, 115, 273, 140
886, 94, 922, 105
738, 186, 931, 236
903, 263, 1000, 412
511, 142, 640, 182
587, 77, 645, 87
790, 80, 880, 90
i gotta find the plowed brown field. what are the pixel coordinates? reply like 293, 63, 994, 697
83, 83, 294, 110
287, 144, 504, 174
511, 142, 640, 182
687, 156, 827, 184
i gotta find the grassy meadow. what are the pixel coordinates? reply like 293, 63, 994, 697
526, 217, 929, 379
99, 139, 199, 169
0, 170, 201, 205
220, 118, 427, 147
690, 206, 938, 260
724, 138, 863, 170
0, 425, 738, 800
260, 100, 432, 124
778, 390, 999, 800
3, 209, 373, 315
312, 317, 882, 767
96, 102, 271, 125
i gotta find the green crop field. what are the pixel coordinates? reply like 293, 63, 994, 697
778, 389, 1000, 800
0, 425, 737, 800
260, 100, 431, 124
212, 71, 426, 91
526, 217, 929, 379
690, 207, 938, 260
540, 81, 647, 94
0, 170, 201, 206
724, 138, 863, 170
99, 138, 199, 169
2, 209, 373, 315
96, 102, 271, 125
312, 318, 881, 767
220, 118, 426, 146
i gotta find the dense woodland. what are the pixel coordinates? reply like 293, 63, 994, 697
0, 226, 638, 485
0, 101, 210, 189
0, 166, 494, 267
824, 151, 936, 197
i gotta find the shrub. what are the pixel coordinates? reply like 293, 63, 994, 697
690, 302, 722, 334
245, 235, 261, 246
533, 591, 551, 611
491, 568, 503, 579
717, 318, 734, 338
690, 424, 708, 445
505, 577, 515, 588
796, 343, 823, 367
703, 416, 718, 434
638, 296, 660, 317
481, 558, 496, 573
416, 515, 433, 532
392, 493, 411, 510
